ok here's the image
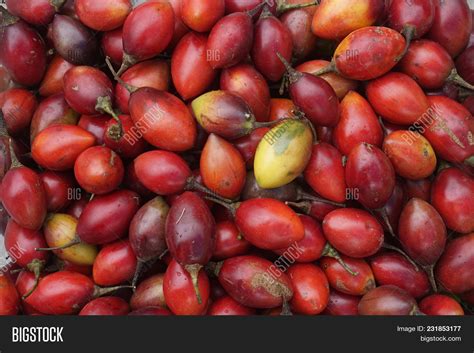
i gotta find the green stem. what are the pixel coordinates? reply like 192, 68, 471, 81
447, 68, 474, 91
322, 243, 358, 276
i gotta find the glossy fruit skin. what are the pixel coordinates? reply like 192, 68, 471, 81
31, 124, 96, 171
213, 220, 251, 260
207, 13, 253, 69
358, 285, 419, 315
134, 150, 191, 195
234, 128, 270, 168
304, 142, 346, 203
0, 274, 20, 315
39, 55, 76, 97
51, 15, 98, 66
333, 91, 383, 156
129, 88, 197, 152
1, 166, 47, 230
104, 115, 148, 159
163, 259, 210, 315
181, 0, 225, 32
27, 271, 95, 315
312, 0, 384, 40
404, 178, 431, 203
419, 294, 464, 316
436, 233, 474, 294
130, 274, 166, 310
200, 134, 246, 199
369, 252, 430, 299
79, 297, 130, 316
129, 197, 169, 263
456, 46, 474, 85
333, 26, 405, 81
0, 20, 46, 87
115, 60, 170, 114
269, 98, 296, 122
75, 0, 131, 31
252, 12, 293, 82
423, 96, 474, 166
93, 240, 137, 286
323, 208, 384, 258
324, 290, 360, 316
40, 171, 74, 212
165, 192, 216, 266
431, 168, 474, 234
287, 264, 329, 315
122, 1, 175, 61
101, 28, 124, 68
77, 190, 140, 245
208, 296, 255, 316
218, 255, 293, 309
78, 115, 107, 145
236, 198, 305, 250
387, 0, 435, 38
321, 256, 375, 296
0, 88, 37, 136
428, 0, 472, 57
5, 0, 60, 25
220, 64, 271, 123
383, 131, 437, 180
74, 146, 124, 195
345, 143, 396, 209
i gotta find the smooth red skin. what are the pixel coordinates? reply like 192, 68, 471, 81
374, 180, 404, 235
301, 201, 339, 222
333, 91, 383, 156
359, 285, 418, 315
399, 40, 453, 90
129, 307, 172, 316
218, 255, 293, 309
181, 0, 225, 32
134, 150, 191, 195
234, 127, 270, 169
431, 168, 474, 234
208, 296, 255, 316
15, 271, 42, 315
0, 21, 46, 87
75, 0, 131, 31
323, 208, 384, 258
5, 0, 58, 25
124, 161, 161, 199
30, 93, 79, 143
252, 14, 293, 82
104, 115, 148, 159
65, 197, 88, 219
289, 73, 340, 127
77, 115, 106, 146
369, 252, 430, 299
324, 290, 360, 316
334, 27, 405, 81
1, 167, 47, 231
419, 294, 464, 316
129, 197, 168, 262
268, 98, 296, 122
423, 96, 474, 165
464, 95, 474, 116
428, 0, 472, 57
345, 143, 396, 209
213, 220, 251, 260
404, 178, 431, 203
436, 233, 474, 294
201, 134, 246, 199
129, 88, 197, 151
130, 274, 166, 310
387, 0, 434, 37
398, 198, 447, 266
39, 55, 75, 97
456, 46, 474, 85
32, 124, 96, 171
40, 171, 74, 212
207, 13, 253, 69
220, 64, 271, 123
28, 271, 94, 315
171, 33, 216, 101
77, 190, 140, 245
0, 274, 20, 315
79, 297, 130, 316
163, 259, 209, 315
63, 66, 114, 116
281, 5, 317, 61
123, 1, 175, 60
74, 146, 124, 195
321, 256, 375, 296
236, 198, 305, 250
93, 240, 137, 286
116, 60, 170, 114
366, 72, 430, 125
0, 88, 37, 136
288, 264, 329, 315
101, 28, 124, 68
304, 143, 346, 203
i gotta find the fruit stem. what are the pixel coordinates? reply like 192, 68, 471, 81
205, 261, 223, 277
275, 52, 301, 84
93, 285, 135, 298
297, 190, 346, 207
204, 196, 238, 217
465, 155, 474, 168
185, 264, 203, 305
0, 6, 19, 27
22, 259, 44, 300
186, 177, 235, 204
280, 298, 293, 316
313, 61, 336, 76
50, 0, 67, 11
7, 138, 22, 168
447, 68, 474, 91
246, 0, 268, 18
35, 237, 81, 251
131, 260, 145, 290
258, 3, 273, 19
95, 96, 123, 138
382, 242, 419, 270
398, 24, 415, 61
105, 56, 139, 93
411, 306, 425, 316
285, 200, 311, 215
276, 0, 319, 15
376, 207, 396, 238
422, 264, 438, 293
322, 243, 359, 276
115, 53, 138, 78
